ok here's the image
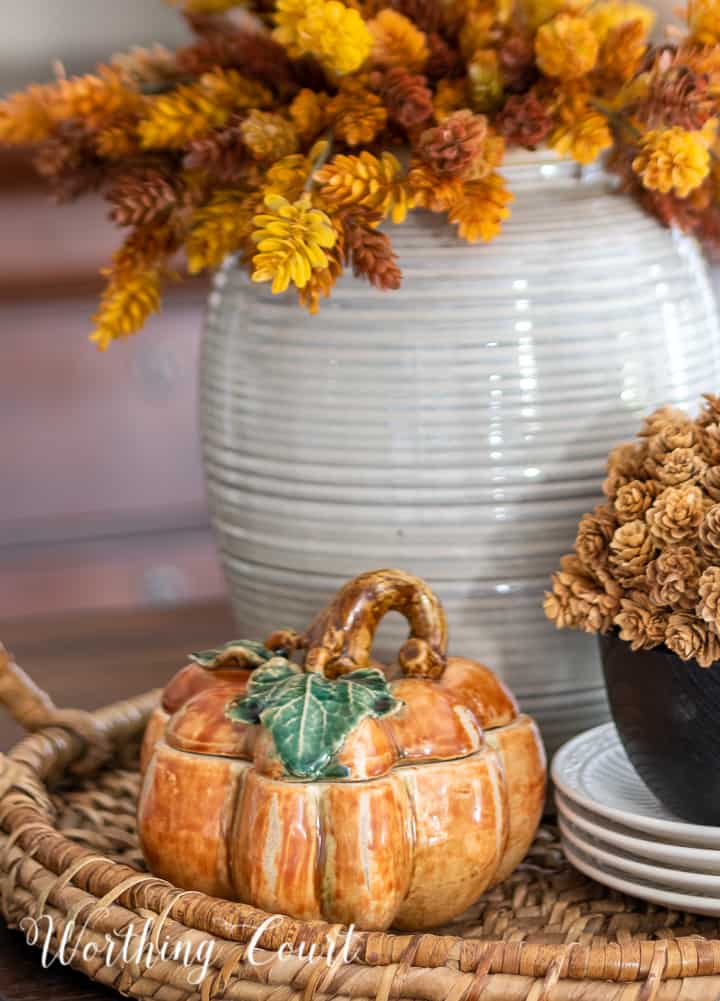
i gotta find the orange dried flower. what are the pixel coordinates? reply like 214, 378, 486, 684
328, 84, 387, 146
549, 85, 612, 164
241, 110, 298, 161
0, 84, 56, 144
407, 159, 463, 211
448, 172, 513, 241
535, 14, 599, 79
315, 151, 409, 223
54, 70, 143, 131
381, 67, 434, 128
289, 89, 329, 141
369, 9, 429, 71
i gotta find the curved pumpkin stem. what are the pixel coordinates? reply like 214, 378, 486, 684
303, 569, 448, 680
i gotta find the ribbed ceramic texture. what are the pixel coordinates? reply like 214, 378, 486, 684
200, 149, 720, 758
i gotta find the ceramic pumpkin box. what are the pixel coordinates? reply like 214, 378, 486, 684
138, 569, 546, 931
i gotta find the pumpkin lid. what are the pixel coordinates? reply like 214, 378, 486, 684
163, 571, 519, 782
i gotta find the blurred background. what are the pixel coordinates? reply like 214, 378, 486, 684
0, 0, 227, 620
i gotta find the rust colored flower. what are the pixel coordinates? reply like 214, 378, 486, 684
106, 167, 183, 226
425, 32, 462, 80
342, 210, 402, 290
666, 612, 720, 667
184, 118, 247, 182
615, 592, 666, 651
417, 109, 488, 178
381, 67, 433, 129
646, 485, 706, 545
535, 14, 599, 80
329, 84, 387, 146
646, 546, 701, 610
497, 91, 553, 147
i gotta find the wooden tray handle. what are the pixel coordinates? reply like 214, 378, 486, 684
303, 569, 448, 679
0, 643, 111, 772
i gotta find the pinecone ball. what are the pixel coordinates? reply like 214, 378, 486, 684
547, 397, 720, 669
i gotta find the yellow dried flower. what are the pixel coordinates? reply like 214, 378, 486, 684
468, 51, 504, 114
550, 86, 612, 164
535, 14, 599, 79
632, 126, 712, 198
186, 189, 261, 274
586, 0, 654, 41
329, 84, 387, 146
315, 151, 409, 223
289, 89, 329, 141
369, 9, 429, 72
298, 228, 344, 313
687, 0, 720, 44
274, 0, 372, 75
90, 271, 162, 351
140, 70, 271, 149
407, 160, 464, 211
459, 11, 495, 60
240, 110, 298, 161
448, 172, 513, 241
522, 0, 590, 29
0, 84, 55, 144
251, 193, 337, 293
433, 78, 469, 122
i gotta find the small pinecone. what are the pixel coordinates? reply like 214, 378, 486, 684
106, 167, 181, 226
608, 520, 656, 586
614, 479, 659, 524
646, 485, 705, 545
184, 119, 247, 182
646, 419, 697, 460
646, 546, 701, 610
342, 211, 402, 291
381, 67, 433, 129
703, 465, 720, 501
497, 26, 537, 93
666, 612, 720, 667
574, 506, 617, 573
700, 421, 720, 465
700, 503, 720, 560
649, 446, 707, 487
544, 555, 620, 633
699, 393, 720, 427
497, 90, 553, 148
425, 33, 462, 80
640, 406, 694, 438
417, 110, 487, 178
698, 566, 720, 637
615, 592, 666, 652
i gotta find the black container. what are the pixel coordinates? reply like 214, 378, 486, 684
600, 631, 720, 825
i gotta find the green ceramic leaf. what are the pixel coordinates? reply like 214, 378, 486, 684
189, 639, 274, 669
226, 660, 403, 779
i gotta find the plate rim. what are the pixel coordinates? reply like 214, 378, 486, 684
552, 723, 720, 848
556, 791, 720, 874
558, 815, 720, 894
562, 839, 720, 918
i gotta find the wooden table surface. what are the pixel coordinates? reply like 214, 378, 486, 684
0, 600, 236, 1001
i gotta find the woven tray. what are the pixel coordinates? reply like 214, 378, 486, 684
2, 647, 720, 1001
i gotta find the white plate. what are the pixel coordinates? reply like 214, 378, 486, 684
552, 723, 720, 849
559, 816, 720, 895
563, 839, 720, 918
556, 792, 720, 875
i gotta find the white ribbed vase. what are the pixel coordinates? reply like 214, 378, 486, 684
200, 149, 720, 757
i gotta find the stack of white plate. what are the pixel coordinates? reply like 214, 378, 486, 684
553, 723, 720, 917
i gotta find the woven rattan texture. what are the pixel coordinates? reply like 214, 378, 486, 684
3, 692, 720, 1000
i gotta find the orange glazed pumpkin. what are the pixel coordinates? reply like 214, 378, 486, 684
138, 569, 546, 931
